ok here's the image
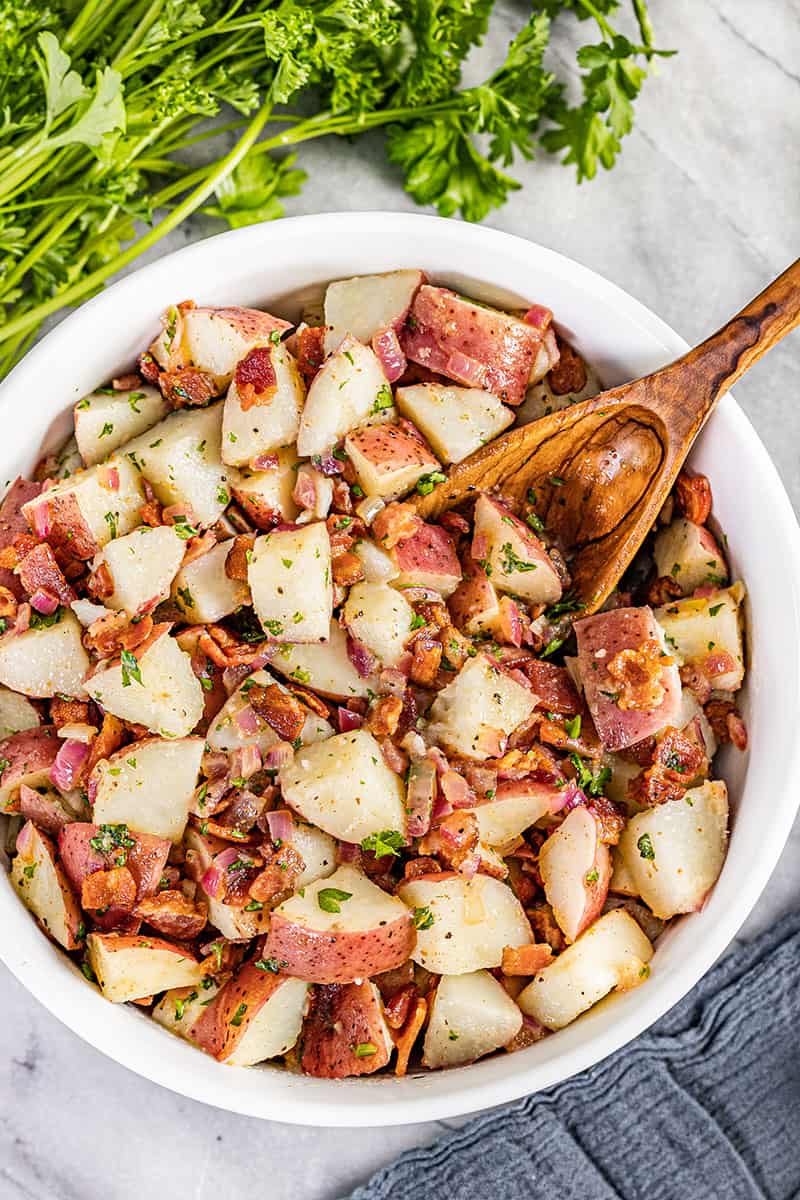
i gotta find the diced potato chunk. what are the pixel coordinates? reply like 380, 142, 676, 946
297, 335, 389, 457
397, 873, 531, 974
390, 521, 462, 596
655, 583, 745, 692
182, 305, 291, 386
279, 729, 406, 843
428, 653, 536, 760
172, 539, 250, 624
653, 518, 728, 596
248, 522, 332, 643
323, 269, 423, 355
342, 581, 414, 668
87, 932, 204, 1003
473, 493, 562, 605
352, 538, 398, 583
422, 970, 522, 1068
0, 610, 90, 698
91, 736, 204, 843
617, 780, 728, 919
0, 687, 40, 740
270, 620, 380, 699
222, 343, 306, 465
95, 524, 185, 615
85, 630, 203, 737
396, 383, 514, 464
152, 977, 225, 1041
228, 447, 299, 528
206, 667, 331, 755
22, 458, 144, 554
345, 423, 439, 500
74, 385, 168, 466
11, 821, 82, 950
517, 909, 653, 1030
122, 402, 228, 528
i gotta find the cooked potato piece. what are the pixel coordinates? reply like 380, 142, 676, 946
448, 560, 501, 635
574, 606, 682, 751
222, 343, 305, 465
297, 335, 389, 457
0, 610, 90, 698
270, 620, 380, 699
172, 539, 250, 624
617, 780, 728, 919
74, 385, 168, 466
85, 629, 203, 737
265, 865, 414, 983
0, 727, 60, 812
345, 422, 439, 500
301, 980, 393, 1078
152, 977, 225, 1041
87, 932, 204, 1003
539, 807, 611, 943
472, 778, 561, 849
191, 961, 308, 1065
206, 895, 270, 940
516, 355, 601, 424
473, 493, 562, 605
655, 583, 745, 692
291, 821, 337, 887
396, 384, 514, 464
342, 581, 414, 668
422, 970, 522, 1069
390, 521, 462, 596
206, 667, 332, 755
11, 820, 82, 950
0, 687, 40, 741
228, 447, 299, 529
279, 729, 406, 843
95, 524, 185, 615
397, 873, 531, 974
352, 538, 398, 583
653, 518, 728, 596
122, 402, 229, 528
427, 653, 536, 760
517, 909, 653, 1030
323, 269, 423, 355
91, 736, 204, 843
609, 846, 639, 897
248, 522, 332, 643
22, 457, 144, 555
182, 305, 291, 386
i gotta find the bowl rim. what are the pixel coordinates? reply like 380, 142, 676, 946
1, 210, 799, 1128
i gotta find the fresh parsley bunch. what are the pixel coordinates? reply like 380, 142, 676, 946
0, 0, 671, 374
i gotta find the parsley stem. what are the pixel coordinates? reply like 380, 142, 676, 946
112, 0, 167, 67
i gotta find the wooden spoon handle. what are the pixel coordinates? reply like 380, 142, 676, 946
645, 257, 800, 439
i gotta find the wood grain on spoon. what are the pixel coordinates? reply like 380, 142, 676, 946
414, 257, 800, 614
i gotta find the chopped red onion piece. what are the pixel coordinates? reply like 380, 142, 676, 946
440, 770, 476, 810
50, 738, 89, 792
522, 304, 553, 332
264, 741, 294, 770
15, 820, 34, 856
30, 502, 51, 539
30, 589, 58, 615
338, 840, 360, 863
372, 326, 406, 382
265, 808, 294, 845
251, 453, 279, 471
347, 635, 378, 680
234, 705, 261, 736
337, 706, 363, 733
19, 784, 69, 834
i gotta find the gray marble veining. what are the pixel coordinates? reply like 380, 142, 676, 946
1, 2, 798, 1196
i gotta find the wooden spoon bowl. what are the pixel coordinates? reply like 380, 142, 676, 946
415, 258, 800, 612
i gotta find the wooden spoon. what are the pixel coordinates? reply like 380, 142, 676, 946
414, 258, 800, 613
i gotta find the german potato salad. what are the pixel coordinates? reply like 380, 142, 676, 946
1, 271, 746, 1077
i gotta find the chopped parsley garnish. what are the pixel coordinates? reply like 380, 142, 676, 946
585, 868, 599, 885
172, 518, 199, 540
371, 383, 393, 414
217, 486, 230, 506
708, 603, 723, 616
409, 613, 426, 630
254, 958, 284, 974
360, 830, 405, 859
230, 1002, 248, 1027
564, 714, 582, 740
415, 471, 447, 496
263, 619, 284, 636
637, 833, 656, 861
317, 887, 352, 914
120, 649, 143, 688
29, 607, 62, 630
104, 511, 118, 539
569, 752, 611, 798
99, 421, 114, 438
413, 905, 435, 930
90, 823, 135, 865
354, 1042, 377, 1058
526, 511, 545, 533
499, 542, 536, 574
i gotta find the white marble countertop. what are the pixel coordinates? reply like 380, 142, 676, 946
1, 2, 798, 1196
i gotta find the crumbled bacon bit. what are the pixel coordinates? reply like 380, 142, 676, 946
137, 352, 160, 385
383, 983, 417, 1030
86, 561, 115, 601
84, 611, 154, 657
527, 903, 566, 953
675, 470, 713, 525
139, 497, 164, 527
159, 367, 217, 407
372, 501, 420, 549
607, 639, 672, 711
295, 326, 326, 384
0, 586, 17, 619
112, 373, 142, 391
198, 623, 266, 667
419, 810, 479, 873
248, 844, 305, 905
331, 550, 365, 587
647, 574, 683, 606
501, 942, 553, 975
439, 511, 470, 537
17, 542, 75, 606
85, 714, 125, 777
704, 699, 748, 750
247, 683, 306, 742
679, 662, 712, 704
281, 680, 330, 719
366, 695, 403, 737
548, 336, 588, 396
586, 795, 626, 844
628, 723, 708, 806
403, 856, 441, 881
50, 696, 90, 728
134, 890, 208, 939
393, 995, 427, 1077
81, 866, 137, 912
235, 347, 278, 411
408, 636, 442, 687
225, 534, 255, 582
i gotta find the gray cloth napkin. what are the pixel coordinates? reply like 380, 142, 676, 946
351, 910, 800, 1200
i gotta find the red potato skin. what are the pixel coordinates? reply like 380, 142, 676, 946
227, 487, 282, 532
0, 478, 41, 596
524, 661, 582, 714
448, 559, 497, 631
58, 823, 170, 932
263, 910, 416, 984
401, 286, 544, 406
346, 422, 438, 477
22, 490, 99, 561
197, 306, 292, 344
492, 777, 565, 811
89, 930, 201, 967
0, 726, 60, 812
17, 821, 83, 950
191, 959, 290, 1060
391, 522, 462, 591
301, 981, 391, 1078
574, 606, 681, 752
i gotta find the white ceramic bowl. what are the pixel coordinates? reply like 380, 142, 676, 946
1, 213, 798, 1127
